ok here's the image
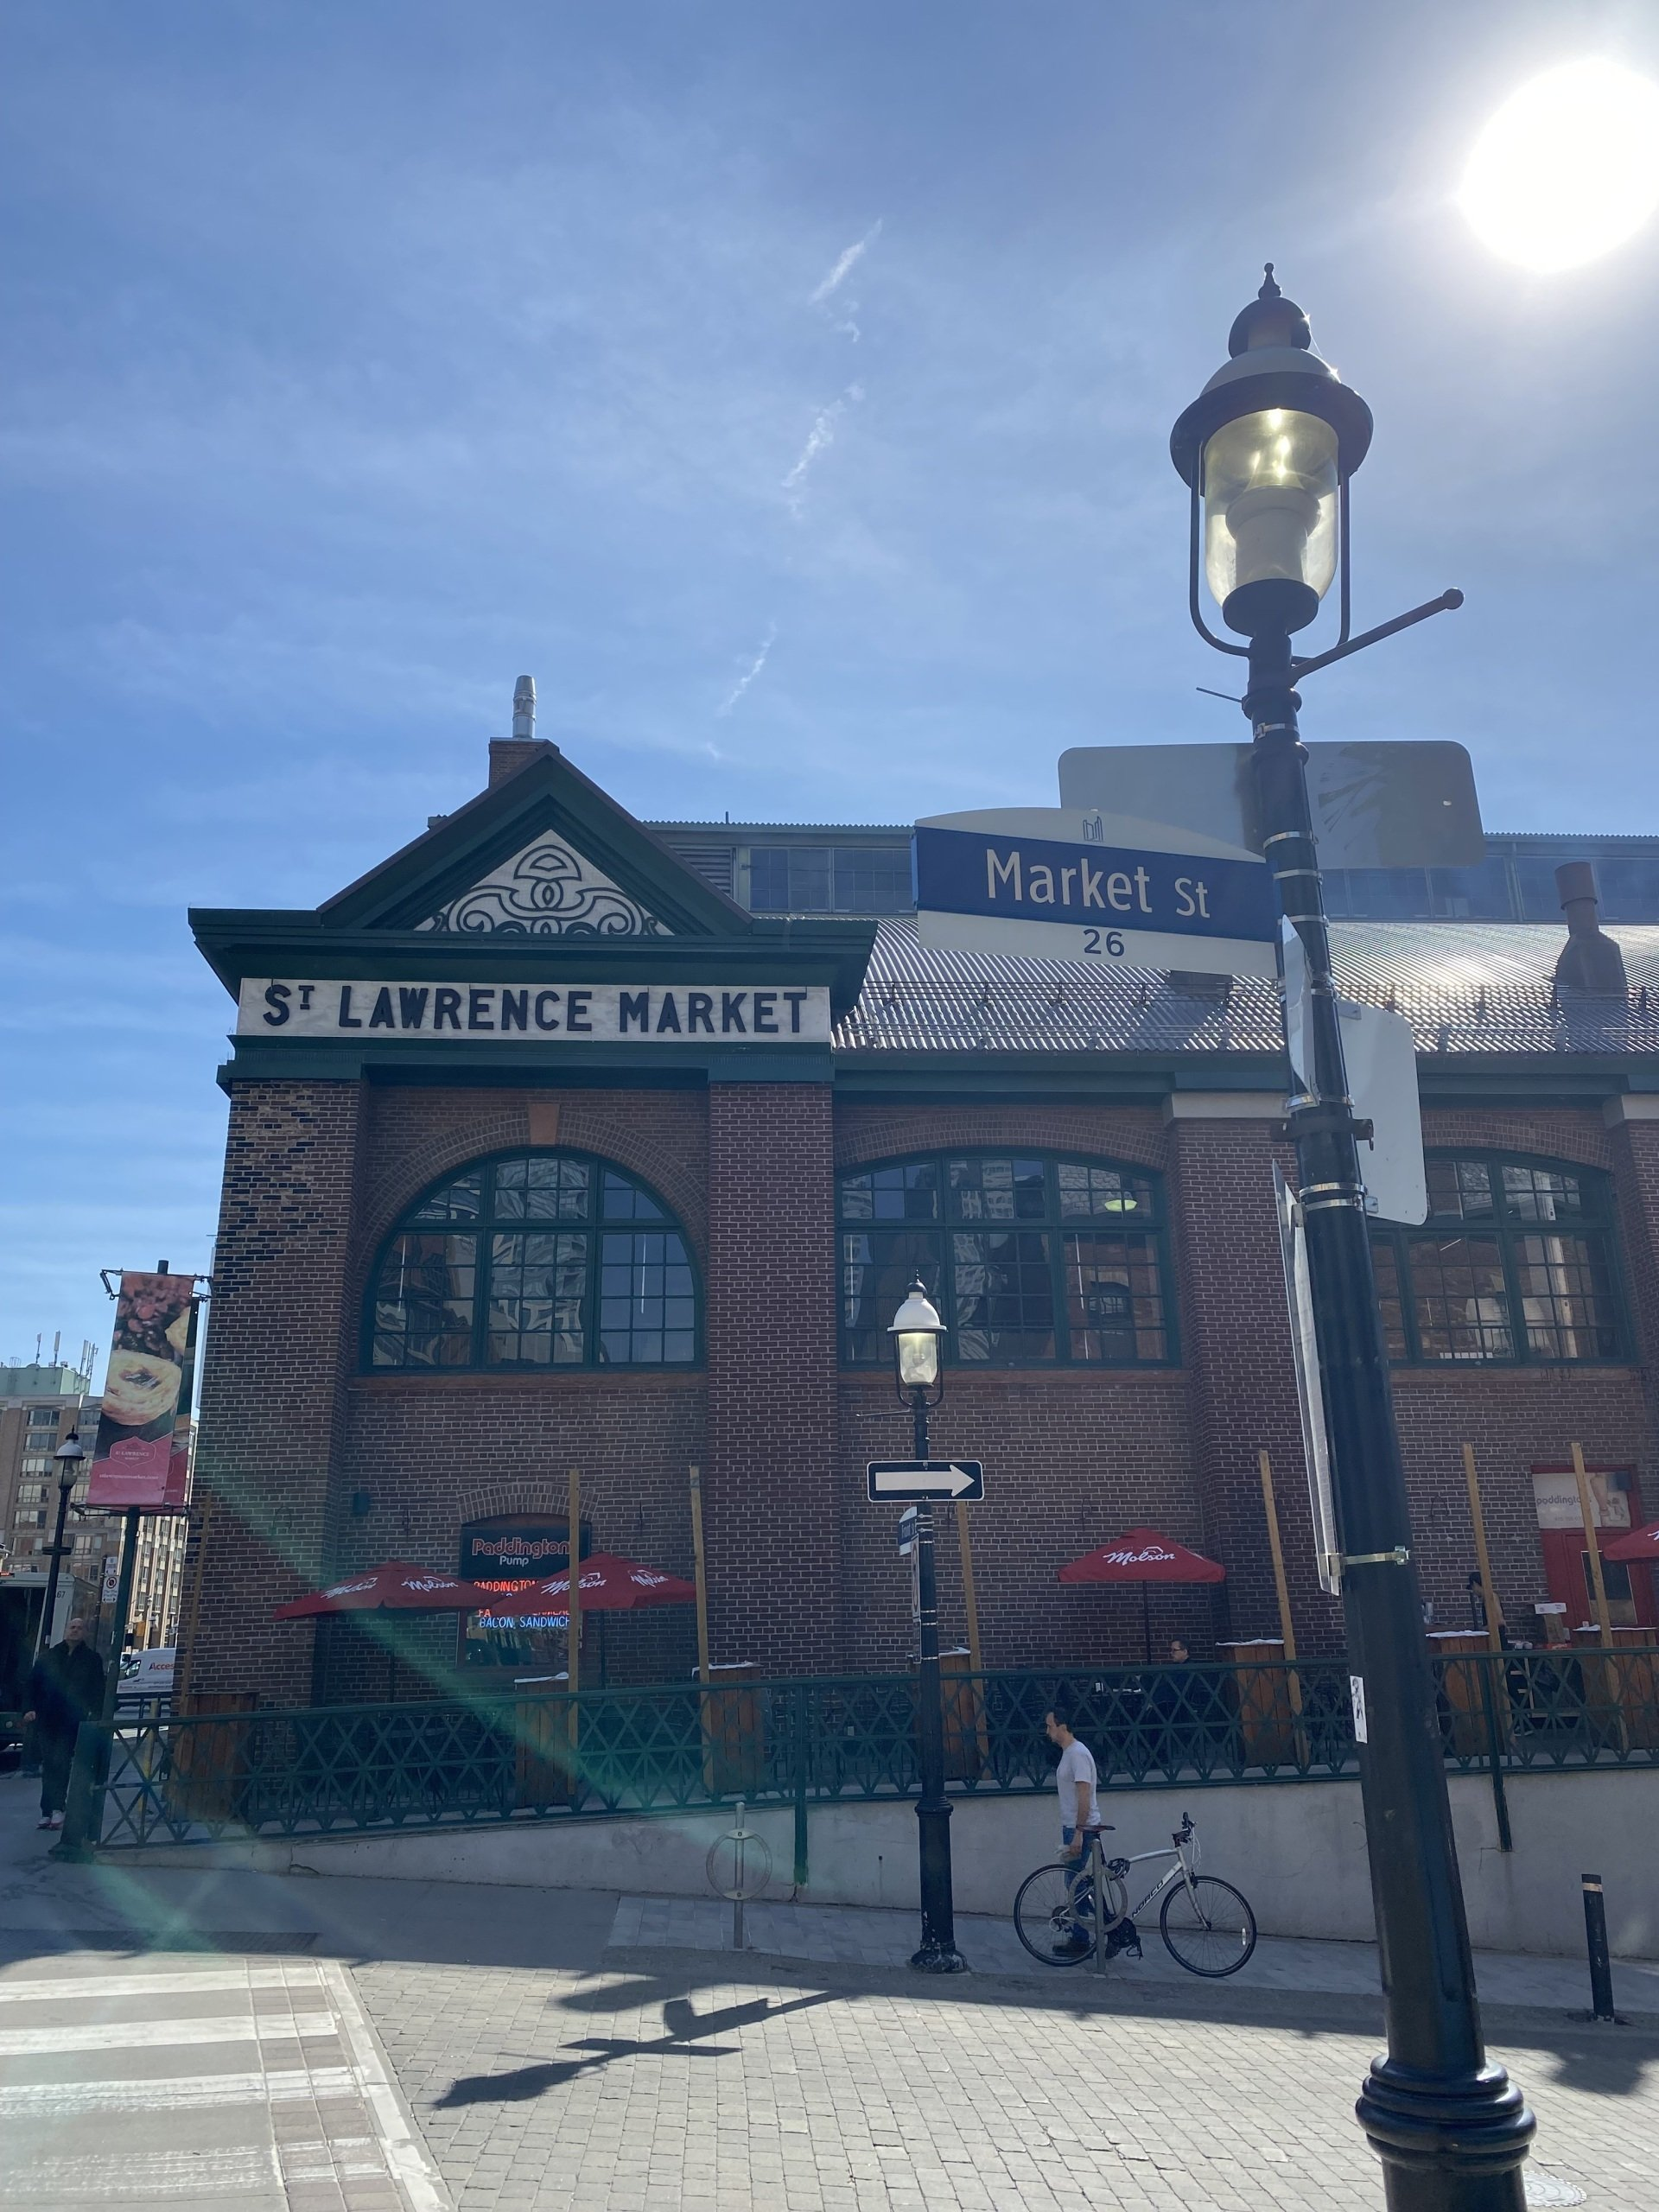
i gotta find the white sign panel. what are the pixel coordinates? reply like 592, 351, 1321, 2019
238, 981, 832, 1044
1280, 925, 1427, 1226
1341, 1002, 1427, 1227
1058, 741, 1484, 869
913, 807, 1278, 980
1531, 1469, 1630, 1532
1274, 1166, 1342, 1598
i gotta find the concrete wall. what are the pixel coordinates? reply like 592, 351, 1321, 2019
135, 1765, 1659, 1961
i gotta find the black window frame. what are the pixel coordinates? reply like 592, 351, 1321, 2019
363, 1148, 702, 1374
1370, 1149, 1628, 1369
836, 1148, 1179, 1370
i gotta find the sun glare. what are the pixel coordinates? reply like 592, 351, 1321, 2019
1461, 57, 1659, 271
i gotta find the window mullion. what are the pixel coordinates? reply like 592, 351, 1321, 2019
1047, 1160, 1071, 1366
1489, 1158, 1529, 1365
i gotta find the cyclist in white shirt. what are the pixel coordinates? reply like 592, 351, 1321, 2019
1045, 1705, 1107, 1960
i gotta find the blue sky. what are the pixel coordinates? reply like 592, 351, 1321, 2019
4, 2, 1659, 1367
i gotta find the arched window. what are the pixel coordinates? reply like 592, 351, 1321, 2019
1370, 1153, 1625, 1366
366, 1151, 698, 1371
837, 1151, 1175, 1368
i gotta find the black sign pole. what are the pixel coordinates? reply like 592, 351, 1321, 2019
908, 1400, 965, 1974
54, 1506, 141, 1862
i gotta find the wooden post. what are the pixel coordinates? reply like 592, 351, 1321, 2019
566, 1467, 582, 1755
689, 1465, 711, 1685
1461, 1444, 1503, 1655
1571, 1442, 1614, 1648
1257, 1452, 1305, 1737
955, 1501, 982, 1676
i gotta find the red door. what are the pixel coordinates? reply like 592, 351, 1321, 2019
1540, 1526, 1657, 1630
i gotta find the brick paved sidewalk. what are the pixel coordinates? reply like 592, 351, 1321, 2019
359, 1937, 1657, 2210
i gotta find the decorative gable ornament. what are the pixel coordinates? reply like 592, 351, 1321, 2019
417, 830, 671, 938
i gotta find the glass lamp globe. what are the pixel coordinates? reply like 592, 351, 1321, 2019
889, 1281, 945, 1390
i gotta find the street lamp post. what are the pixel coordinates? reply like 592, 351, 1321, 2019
1171, 270, 1533, 2209
34, 1433, 85, 1658
889, 1280, 966, 1974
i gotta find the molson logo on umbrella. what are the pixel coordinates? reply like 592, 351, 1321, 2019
87, 1271, 197, 1511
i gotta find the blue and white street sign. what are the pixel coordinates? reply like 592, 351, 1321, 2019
912, 808, 1278, 978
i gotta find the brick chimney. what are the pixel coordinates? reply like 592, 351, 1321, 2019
1553, 861, 1627, 996
487, 674, 557, 787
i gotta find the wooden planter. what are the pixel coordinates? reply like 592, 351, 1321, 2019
168, 1691, 257, 1823
940, 1649, 988, 1783
1217, 1640, 1295, 1769
702, 1662, 765, 1796
1427, 1630, 1510, 1758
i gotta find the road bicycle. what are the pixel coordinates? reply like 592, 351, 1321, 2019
1014, 1809, 1256, 1977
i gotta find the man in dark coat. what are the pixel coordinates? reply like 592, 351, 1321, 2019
23, 1618, 105, 1830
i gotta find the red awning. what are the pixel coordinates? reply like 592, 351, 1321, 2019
1058, 1529, 1226, 1585
477, 1552, 697, 1620
1602, 1520, 1659, 1564
273, 1561, 488, 1619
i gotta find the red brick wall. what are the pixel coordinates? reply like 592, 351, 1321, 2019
182, 1080, 365, 1703
1165, 1117, 1334, 1653
704, 1083, 839, 1671
177, 1076, 1659, 1703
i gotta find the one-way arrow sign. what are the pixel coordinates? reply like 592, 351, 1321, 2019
867, 1460, 985, 1503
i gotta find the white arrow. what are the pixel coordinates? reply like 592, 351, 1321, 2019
870, 1464, 979, 1498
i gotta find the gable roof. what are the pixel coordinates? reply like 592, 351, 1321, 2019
318, 744, 748, 938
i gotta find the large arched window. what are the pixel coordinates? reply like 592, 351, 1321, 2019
838, 1151, 1175, 1368
366, 1150, 698, 1371
1370, 1153, 1626, 1366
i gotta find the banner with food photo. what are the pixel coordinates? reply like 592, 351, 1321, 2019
88, 1272, 197, 1510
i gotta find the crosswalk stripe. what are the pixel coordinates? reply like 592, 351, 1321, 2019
5, 2144, 283, 2197
0, 2009, 338, 2056
0, 1964, 321, 2005
0, 2063, 363, 2116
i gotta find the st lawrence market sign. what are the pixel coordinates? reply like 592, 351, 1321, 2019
238, 979, 833, 1043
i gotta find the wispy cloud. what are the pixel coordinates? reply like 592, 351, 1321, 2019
809, 218, 883, 340
810, 218, 883, 306
717, 621, 778, 715
782, 385, 863, 514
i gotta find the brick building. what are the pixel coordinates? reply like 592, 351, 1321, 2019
178, 715, 1659, 1707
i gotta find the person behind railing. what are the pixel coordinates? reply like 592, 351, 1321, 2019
22, 1618, 105, 1833
1142, 1639, 1199, 1777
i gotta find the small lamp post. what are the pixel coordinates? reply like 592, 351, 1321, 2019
889, 1281, 965, 1974
1172, 272, 1531, 2209
35, 1433, 85, 1658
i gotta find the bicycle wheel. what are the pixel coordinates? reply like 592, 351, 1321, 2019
1159, 1875, 1257, 1977
1013, 1863, 1128, 1967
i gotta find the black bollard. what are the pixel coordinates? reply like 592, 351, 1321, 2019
1581, 1874, 1616, 2024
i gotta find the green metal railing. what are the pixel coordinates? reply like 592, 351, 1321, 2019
79, 1649, 1659, 1853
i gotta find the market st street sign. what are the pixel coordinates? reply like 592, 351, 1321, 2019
912, 808, 1277, 978
867, 1460, 985, 1503
237, 979, 832, 1042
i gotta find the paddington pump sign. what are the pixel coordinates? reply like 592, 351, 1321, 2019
912, 807, 1278, 978
237, 979, 832, 1042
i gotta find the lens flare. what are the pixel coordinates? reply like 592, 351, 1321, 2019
1461, 58, 1659, 271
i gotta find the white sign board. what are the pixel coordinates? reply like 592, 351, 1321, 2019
1531, 1469, 1630, 1532
238, 981, 831, 1043
1273, 1167, 1342, 1598
1058, 741, 1484, 869
1281, 923, 1427, 1226
913, 808, 1278, 979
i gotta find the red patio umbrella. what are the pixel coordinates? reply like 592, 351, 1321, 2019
475, 1552, 697, 1622
272, 1560, 492, 1699
1602, 1521, 1659, 1564
273, 1560, 488, 1618
1058, 1528, 1226, 1662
